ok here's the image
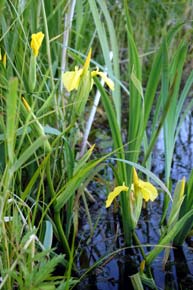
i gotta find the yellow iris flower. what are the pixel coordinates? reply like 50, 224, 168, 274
62, 49, 114, 92
105, 184, 129, 208
133, 168, 158, 202
30, 32, 44, 57
105, 168, 158, 208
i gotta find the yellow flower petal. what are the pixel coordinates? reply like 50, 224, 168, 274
133, 167, 158, 202
106, 184, 128, 208
91, 70, 114, 91
62, 67, 83, 92
30, 32, 44, 57
83, 48, 92, 72
62, 48, 114, 92
133, 167, 139, 187
139, 180, 158, 202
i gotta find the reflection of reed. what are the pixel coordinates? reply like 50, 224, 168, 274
173, 246, 193, 290
173, 113, 193, 180
118, 250, 138, 290
152, 113, 193, 182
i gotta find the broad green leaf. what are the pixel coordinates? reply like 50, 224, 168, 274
43, 220, 53, 250
131, 67, 144, 101
168, 178, 185, 226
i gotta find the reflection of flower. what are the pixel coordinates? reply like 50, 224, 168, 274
133, 168, 158, 202
62, 49, 114, 92
105, 184, 128, 208
30, 32, 44, 57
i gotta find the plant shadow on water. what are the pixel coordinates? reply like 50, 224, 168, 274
75, 112, 193, 290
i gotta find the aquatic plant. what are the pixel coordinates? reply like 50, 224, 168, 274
0, 1, 193, 289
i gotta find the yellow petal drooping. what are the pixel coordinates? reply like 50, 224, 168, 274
132, 167, 158, 202
83, 48, 92, 72
91, 70, 114, 91
62, 67, 83, 92
30, 32, 44, 57
139, 180, 158, 202
105, 184, 128, 208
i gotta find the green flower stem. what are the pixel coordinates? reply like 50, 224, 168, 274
120, 193, 133, 245
94, 77, 133, 245
29, 54, 36, 92
133, 232, 146, 260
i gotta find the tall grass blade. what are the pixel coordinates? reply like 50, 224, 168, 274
97, 0, 121, 125
43, 220, 53, 250
55, 158, 107, 212
88, 0, 121, 124
6, 78, 18, 165
11, 136, 47, 173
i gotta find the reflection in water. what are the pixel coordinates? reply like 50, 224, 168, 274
153, 113, 193, 181
174, 246, 193, 290
75, 114, 193, 289
173, 113, 193, 180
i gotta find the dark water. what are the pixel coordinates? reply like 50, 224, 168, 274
75, 112, 193, 290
